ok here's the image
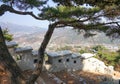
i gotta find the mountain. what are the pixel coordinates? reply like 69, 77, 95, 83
0, 22, 120, 50
0, 22, 47, 37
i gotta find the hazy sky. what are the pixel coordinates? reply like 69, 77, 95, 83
0, 0, 55, 28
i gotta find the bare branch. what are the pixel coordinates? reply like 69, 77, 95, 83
0, 4, 44, 20
116, 22, 120, 28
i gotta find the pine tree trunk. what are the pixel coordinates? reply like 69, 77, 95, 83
39, 23, 57, 71
0, 27, 25, 84
27, 23, 58, 84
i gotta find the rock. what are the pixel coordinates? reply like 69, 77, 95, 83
53, 77, 64, 84
79, 77, 84, 82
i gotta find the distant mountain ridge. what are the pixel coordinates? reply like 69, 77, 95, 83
0, 22, 120, 50
0, 22, 47, 37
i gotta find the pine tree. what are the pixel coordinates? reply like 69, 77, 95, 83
0, 0, 120, 83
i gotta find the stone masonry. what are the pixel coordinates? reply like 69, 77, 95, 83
7, 41, 114, 75
6, 41, 38, 70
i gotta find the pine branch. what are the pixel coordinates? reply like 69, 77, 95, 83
0, 4, 44, 20
55, 20, 120, 31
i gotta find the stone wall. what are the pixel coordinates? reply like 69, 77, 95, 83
6, 41, 119, 84
6, 41, 114, 76
46, 50, 83, 72
46, 51, 114, 76
6, 41, 38, 70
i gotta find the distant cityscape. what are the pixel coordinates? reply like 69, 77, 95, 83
1, 22, 120, 52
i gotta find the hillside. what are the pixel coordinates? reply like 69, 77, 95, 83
0, 22, 120, 50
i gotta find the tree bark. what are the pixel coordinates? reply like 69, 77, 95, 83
27, 23, 58, 84
39, 23, 58, 71
0, 27, 25, 84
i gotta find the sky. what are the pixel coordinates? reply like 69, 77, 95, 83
0, 12, 49, 28
0, 0, 55, 28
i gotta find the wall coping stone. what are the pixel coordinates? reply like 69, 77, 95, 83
15, 46, 33, 53
32, 50, 38, 56
6, 41, 18, 48
47, 50, 72, 58
71, 53, 81, 59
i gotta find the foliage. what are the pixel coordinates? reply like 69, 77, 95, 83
38, 0, 120, 39
1, 0, 47, 10
96, 50, 119, 66
92, 45, 106, 51
92, 45, 120, 66
79, 49, 85, 54
40, 5, 100, 21
2, 28, 13, 41
79, 45, 120, 67
79, 47, 93, 54
52, 0, 120, 7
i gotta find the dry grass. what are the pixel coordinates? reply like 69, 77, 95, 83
53, 70, 113, 84
0, 67, 11, 84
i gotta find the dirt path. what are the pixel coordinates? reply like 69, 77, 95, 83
40, 72, 57, 84
1, 68, 120, 84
